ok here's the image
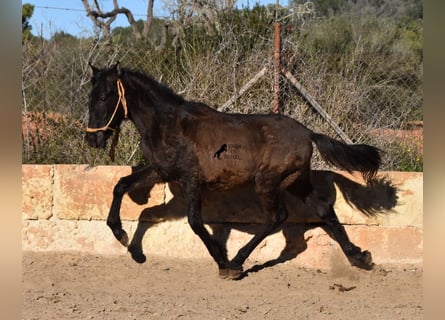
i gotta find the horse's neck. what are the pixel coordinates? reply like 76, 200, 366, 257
125, 76, 211, 137
127, 91, 180, 140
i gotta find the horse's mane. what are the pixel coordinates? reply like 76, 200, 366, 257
123, 68, 223, 116
121, 68, 186, 106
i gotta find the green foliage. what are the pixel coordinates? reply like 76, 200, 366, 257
312, 0, 346, 16
22, 3, 34, 41
396, 19, 422, 59
293, 9, 422, 126
215, 5, 273, 54
112, 18, 168, 48
299, 15, 355, 70
50, 31, 78, 45
391, 142, 423, 172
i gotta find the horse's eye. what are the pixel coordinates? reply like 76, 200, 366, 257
100, 95, 106, 101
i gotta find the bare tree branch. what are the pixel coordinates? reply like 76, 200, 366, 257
82, 0, 157, 41
143, 0, 155, 39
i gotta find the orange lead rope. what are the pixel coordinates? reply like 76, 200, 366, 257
116, 79, 128, 118
86, 79, 128, 133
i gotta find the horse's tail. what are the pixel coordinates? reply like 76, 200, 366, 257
332, 172, 398, 217
310, 132, 382, 182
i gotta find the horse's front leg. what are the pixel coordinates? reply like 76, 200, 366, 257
107, 165, 162, 247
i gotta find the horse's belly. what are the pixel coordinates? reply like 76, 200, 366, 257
204, 169, 252, 191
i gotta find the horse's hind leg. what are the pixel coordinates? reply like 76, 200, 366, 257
293, 168, 373, 269
319, 206, 374, 270
107, 165, 162, 247
306, 193, 374, 270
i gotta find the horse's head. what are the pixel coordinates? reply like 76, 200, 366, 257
85, 62, 127, 148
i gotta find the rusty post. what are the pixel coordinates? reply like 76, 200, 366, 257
272, 21, 281, 114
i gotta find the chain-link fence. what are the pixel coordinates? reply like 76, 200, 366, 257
22, 8, 422, 171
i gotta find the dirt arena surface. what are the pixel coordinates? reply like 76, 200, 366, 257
23, 251, 422, 320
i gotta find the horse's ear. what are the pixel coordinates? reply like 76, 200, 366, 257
88, 61, 100, 76
114, 61, 121, 77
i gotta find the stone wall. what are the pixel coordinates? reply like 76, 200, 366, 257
22, 165, 423, 270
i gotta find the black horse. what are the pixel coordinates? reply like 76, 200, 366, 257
85, 62, 382, 279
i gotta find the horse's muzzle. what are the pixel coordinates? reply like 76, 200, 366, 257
85, 131, 110, 148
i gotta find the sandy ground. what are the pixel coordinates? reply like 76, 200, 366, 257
23, 251, 422, 320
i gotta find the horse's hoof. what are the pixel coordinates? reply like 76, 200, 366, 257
119, 232, 129, 247
112, 229, 129, 247
349, 250, 374, 270
219, 267, 243, 280
128, 246, 147, 264
228, 268, 243, 280
219, 268, 229, 279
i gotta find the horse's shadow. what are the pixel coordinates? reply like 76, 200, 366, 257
130, 219, 315, 278
126, 170, 398, 279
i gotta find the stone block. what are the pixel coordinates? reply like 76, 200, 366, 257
121, 182, 166, 220
22, 219, 127, 254
22, 165, 53, 220
53, 165, 167, 220
342, 225, 422, 265
385, 226, 423, 263
384, 172, 423, 227
53, 164, 115, 220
